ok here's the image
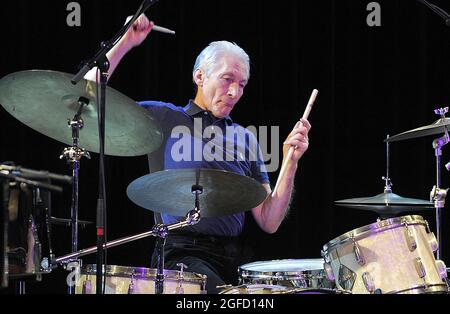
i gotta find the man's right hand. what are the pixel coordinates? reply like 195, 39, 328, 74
120, 14, 154, 52
84, 14, 153, 82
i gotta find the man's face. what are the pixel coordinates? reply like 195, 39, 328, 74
198, 54, 248, 119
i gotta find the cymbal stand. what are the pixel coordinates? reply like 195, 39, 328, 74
382, 135, 394, 193
153, 184, 202, 294
71, 0, 159, 295
59, 97, 91, 294
53, 186, 202, 294
430, 107, 449, 261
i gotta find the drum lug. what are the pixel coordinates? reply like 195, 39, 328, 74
362, 272, 376, 293
414, 257, 427, 279
403, 222, 417, 252
428, 232, 439, 253
176, 263, 188, 294
127, 281, 135, 294
338, 264, 356, 292
324, 262, 335, 281
82, 277, 92, 294
201, 275, 208, 294
435, 260, 448, 280
352, 238, 365, 266
128, 271, 136, 294
425, 220, 432, 234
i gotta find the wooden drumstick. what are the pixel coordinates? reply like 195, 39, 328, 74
271, 89, 318, 198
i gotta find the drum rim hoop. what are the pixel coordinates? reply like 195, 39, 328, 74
322, 215, 427, 255
81, 264, 207, 283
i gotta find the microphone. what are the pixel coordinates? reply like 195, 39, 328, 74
152, 24, 176, 35
0, 164, 72, 184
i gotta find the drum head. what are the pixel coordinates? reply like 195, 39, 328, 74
239, 258, 324, 274
219, 284, 292, 294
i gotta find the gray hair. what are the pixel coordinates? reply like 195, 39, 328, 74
193, 41, 250, 81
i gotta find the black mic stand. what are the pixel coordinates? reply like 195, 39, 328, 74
70, 0, 159, 294
416, 0, 450, 27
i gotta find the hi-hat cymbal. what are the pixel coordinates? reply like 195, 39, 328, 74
387, 118, 450, 143
127, 168, 268, 217
335, 191, 434, 217
0, 70, 163, 157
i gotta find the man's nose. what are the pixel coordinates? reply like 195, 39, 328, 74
227, 83, 238, 98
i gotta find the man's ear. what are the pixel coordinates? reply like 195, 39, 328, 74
193, 69, 204, 88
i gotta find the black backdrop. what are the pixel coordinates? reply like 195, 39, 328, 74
1, 0, 450, 293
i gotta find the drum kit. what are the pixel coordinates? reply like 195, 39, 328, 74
0, 69, 449, 294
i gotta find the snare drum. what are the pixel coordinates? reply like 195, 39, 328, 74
238, 259, 334, 289
322, 215, 448, 294
75, 265, 207, 294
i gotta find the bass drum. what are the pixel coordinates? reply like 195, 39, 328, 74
75, 265, 207, 294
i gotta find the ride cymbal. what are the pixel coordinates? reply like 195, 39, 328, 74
0, 70, 163, 157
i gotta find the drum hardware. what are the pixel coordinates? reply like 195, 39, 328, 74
0, 167, 63, 289
0, 164, 72, 185
219, 284, 347, 294
0, 67, 163, 294
387, 107, 450, 261
238, 259, 335, 290
335, 135, 434, 219
54, 205, 202, 293
53, 168, 262, 293
82, 277, 92, 294
414, 257, 427, 279
322, 215, 448, 294
176, 263, 188, 294
362, 272, 375, 293
403, 221, 417, 252
338, 264, 356, 292
49, 217, 93, 228
429, 107, 450, 261
70, 0, 160, 293
76, 265, 206, 294
219, 284, 291, 294
127, 270, 136, 294
351, 236, 365, 266
59, 98, 91, 295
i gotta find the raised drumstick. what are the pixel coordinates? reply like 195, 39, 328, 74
271, 89, 318, 198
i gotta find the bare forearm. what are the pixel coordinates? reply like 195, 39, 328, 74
83, 14, 152, 82
84, 41, 131, 82
259, 161, 298, 233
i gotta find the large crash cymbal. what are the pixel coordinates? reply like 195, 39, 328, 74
127, 168, 268, 217
0, 70, 163, 157
387, 118, 450, 143
335, 191, 434, 217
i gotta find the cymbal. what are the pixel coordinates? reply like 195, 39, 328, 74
0, 70, 163, 157
127, 168, 268, 217
335, 191, 434, 217
387, 118, 450, 143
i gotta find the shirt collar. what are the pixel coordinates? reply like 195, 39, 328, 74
184, 100, 234, 126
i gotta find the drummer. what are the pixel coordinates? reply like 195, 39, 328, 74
85, 14, 311, 293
